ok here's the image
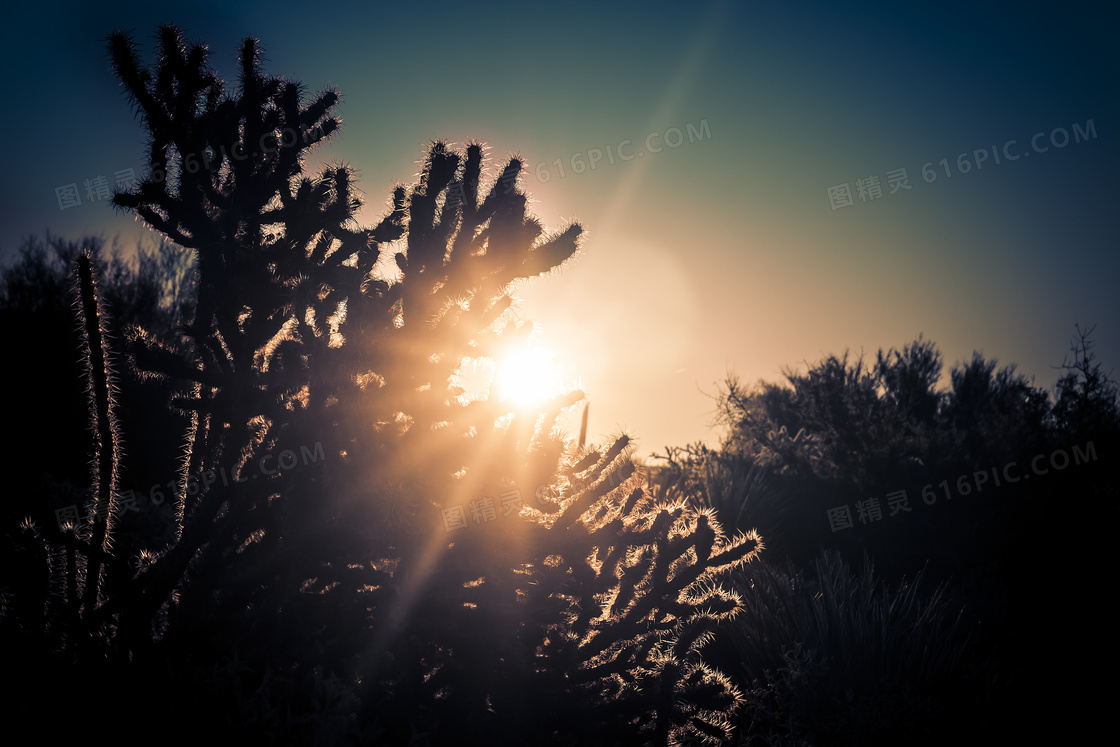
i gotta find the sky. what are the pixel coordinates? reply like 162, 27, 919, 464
2, 0, 1116, 458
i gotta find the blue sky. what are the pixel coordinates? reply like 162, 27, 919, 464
3, 0, 1116, 456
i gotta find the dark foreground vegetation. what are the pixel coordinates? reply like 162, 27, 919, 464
2, 24, 1116, 746
651, 328, 1118, 744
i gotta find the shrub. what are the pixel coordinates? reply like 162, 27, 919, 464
721, 553, 990, 746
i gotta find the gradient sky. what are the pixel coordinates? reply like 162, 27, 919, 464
3, 0, 1116, 457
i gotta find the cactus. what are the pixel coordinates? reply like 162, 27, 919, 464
2, 24, 765, 744
74, 250, 122, 620
0, 249, 126, 667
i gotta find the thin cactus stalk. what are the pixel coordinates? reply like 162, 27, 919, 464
74, 251, 121, 620
172, 380, 206, 545
579, 401, 589, 450
65, 534, 78, 656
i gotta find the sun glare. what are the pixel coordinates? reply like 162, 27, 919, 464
494, 343, 566, 410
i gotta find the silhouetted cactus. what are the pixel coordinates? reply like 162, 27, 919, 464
4, 24, 764, 745
74, 251, 122, 617
353, 430, 762, 744
0, 247, 127, 666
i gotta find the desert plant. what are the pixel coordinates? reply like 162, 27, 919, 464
0, 233, 194, 340
353, 434, 764, 745
0, 233, 195, 549
2, 24, 766, 746
1050, 323, 1120, 441
722, 552, 989, 746
650, 443, 804, 562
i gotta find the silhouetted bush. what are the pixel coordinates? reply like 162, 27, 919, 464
655, 330, 1118, 743
721, 552, 990, 747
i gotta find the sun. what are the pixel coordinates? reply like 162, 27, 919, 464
493, 342, 566, 410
